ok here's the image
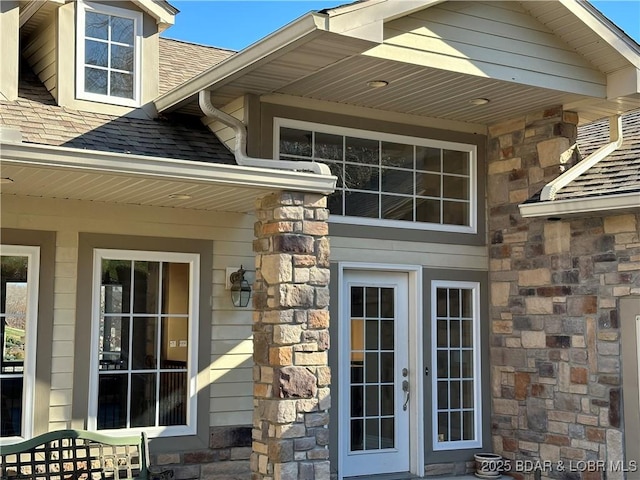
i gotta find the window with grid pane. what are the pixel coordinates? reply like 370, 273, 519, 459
432, 281, 481, 450
275, 119, 476, 233
90, 250, 198, 437
77, 2, 141, 106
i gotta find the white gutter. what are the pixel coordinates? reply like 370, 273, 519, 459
519, 191, 640, 218
198, 91, 332, 176
155, 14, 326, 112
540, 115, 623, 201
0, 141, 336, 194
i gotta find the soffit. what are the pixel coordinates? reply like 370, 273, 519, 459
19, 0, 59, 40
520, 1, 635, 74
0, 143, 336, 212
163, 32, 375, 116
0, 163, 268, 213
167, 1, 640, 127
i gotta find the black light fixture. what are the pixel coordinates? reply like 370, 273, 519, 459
230, 266, 251, 308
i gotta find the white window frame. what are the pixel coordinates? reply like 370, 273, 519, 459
0, 245, 40, 445
430, 280, 482, 451
88, 249, 199, 438
274, 118, 478, 234
76, 1, 142, 107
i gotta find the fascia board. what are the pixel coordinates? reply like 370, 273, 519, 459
131, 0, 176, 28
155, 14, 327, 112
519, 192, 640, 218
325, 0, 444, 42
0, 142, 337, 195
559, 0, 640, 70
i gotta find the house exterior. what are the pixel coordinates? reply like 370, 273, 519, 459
1, 1, 639, 480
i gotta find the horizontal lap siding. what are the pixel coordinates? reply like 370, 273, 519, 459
206, 97, 245, 153
23, 15, 57, 100
331, 237, 488, 270
379, 1, 605, 94
1, 195, 255, 431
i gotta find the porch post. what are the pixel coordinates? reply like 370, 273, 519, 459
252, 191, 331, 480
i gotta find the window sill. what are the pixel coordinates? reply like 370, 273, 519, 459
330, 215, 477, 234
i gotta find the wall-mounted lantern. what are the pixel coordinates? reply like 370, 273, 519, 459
230, 265, 251, 308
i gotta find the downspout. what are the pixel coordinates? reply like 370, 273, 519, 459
540, 115, 623, 201
198, 91, 331, 175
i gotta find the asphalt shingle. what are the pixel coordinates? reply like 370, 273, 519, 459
0, 62, 235, 165
159, 38, 235, 95
557, 110, 640, 199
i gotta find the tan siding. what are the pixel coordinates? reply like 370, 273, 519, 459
23, 16, 57, 99
205, 96, 245, 153
1, 195, 256, 431
1, 1, 19, 100
372, 1, 605, 95
331, 237, 488, 270
50, 230, 78, 430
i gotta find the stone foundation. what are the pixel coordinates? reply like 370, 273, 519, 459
152, 426, 252, 480
424, 460, 475, 476
488, 106, 639, 480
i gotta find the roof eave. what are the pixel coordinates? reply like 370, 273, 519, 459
154, 13, 328, 112
560, 0, 640, 69
519, 192, 640, 218
0, 142, 337, 195
131, 0, 177, 31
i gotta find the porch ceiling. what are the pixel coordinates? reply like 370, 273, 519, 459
159, 1, 640, 127
0, 142, 336, 213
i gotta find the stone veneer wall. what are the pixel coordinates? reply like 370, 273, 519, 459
252, 191, 332, 480
488, 106, 640, 480
152, 426, 252, 480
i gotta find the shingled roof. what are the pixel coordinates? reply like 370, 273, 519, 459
159, 38, 235, 95
556, 109, 640, 200
0, 59, 235, 164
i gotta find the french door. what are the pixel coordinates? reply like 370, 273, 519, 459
340, 270, 411, 477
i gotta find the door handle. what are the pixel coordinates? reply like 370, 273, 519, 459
402, 379, 409, 411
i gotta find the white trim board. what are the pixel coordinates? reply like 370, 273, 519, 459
0, 245, 40, 445
88, 249, 200, 438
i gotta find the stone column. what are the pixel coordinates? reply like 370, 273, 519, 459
251, 191, 331, 480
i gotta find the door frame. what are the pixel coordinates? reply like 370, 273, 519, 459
337, 263, 424, 479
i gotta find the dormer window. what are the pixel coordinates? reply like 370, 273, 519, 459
76, 1, 142, 107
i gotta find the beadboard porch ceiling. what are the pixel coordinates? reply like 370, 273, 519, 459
156, 0, 640, 128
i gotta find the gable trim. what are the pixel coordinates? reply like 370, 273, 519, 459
154, 14, 328, 112
131, 0, 176, 30
559, 0, 640, 70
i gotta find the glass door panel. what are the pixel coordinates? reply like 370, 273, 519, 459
341, 271, 410, 477
432, 282, 481, 450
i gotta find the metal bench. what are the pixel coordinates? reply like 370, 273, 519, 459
0, 429, 171, 480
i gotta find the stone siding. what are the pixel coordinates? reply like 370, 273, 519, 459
488, 106, 640, 480
252, 191, 331, 480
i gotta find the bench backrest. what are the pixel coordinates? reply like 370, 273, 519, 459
0, 430, 149, 480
